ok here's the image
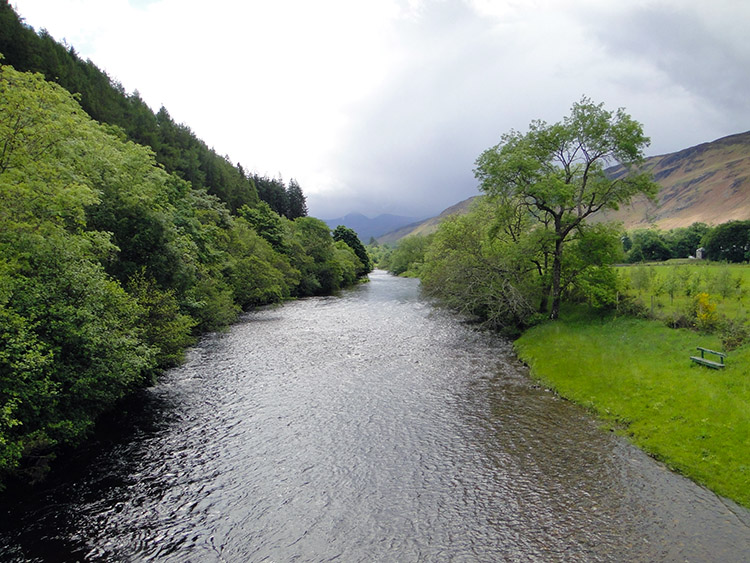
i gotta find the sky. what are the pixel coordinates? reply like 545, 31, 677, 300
11, 0, 750, 219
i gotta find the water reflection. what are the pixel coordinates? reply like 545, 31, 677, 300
1, 271, 748, 562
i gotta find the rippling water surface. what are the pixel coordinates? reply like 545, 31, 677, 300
1, 271, 749, 561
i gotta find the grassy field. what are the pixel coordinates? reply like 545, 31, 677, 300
620, 261, 750, 322
515, 306, 750, 508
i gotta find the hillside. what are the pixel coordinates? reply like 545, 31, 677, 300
380, 131, 750, 244
323, 213, 422, 242
595, 131, 750, 229
377, 197, 480, 243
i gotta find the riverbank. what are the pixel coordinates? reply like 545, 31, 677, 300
514, 310, 750, 509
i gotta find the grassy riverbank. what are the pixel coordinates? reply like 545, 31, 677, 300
514, 309, 750, 509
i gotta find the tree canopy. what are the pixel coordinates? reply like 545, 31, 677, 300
475, 97, 658, 318
0, 60, 363, 486
332, 225, 372, 275
0, 0, 310, 217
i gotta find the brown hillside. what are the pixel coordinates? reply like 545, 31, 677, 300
595, 131, 750, 229
379, 131, 750, 244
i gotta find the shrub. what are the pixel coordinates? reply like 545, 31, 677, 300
720, 316, 750, 351
693, 292, 719, 332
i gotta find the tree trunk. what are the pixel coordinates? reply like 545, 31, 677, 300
538, 283, 550, 314
549, 239, 564, 320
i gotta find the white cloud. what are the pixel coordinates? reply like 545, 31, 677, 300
11, 0, 750, 218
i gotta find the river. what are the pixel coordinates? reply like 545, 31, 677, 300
1, 270, 748, 561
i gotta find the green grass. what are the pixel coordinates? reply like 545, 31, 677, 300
620, 262, 750, 321
515, 312, 750, 508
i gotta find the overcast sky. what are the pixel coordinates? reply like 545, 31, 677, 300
12, 0, 750, 219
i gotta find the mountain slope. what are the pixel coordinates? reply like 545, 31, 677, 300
377, 196, 480, 243
381, 131, 750, 244
323, 213, 423, 242
595, 131, 750, 229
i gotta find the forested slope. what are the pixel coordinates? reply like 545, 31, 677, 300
0, 2, 371, 487
0, 0, 307, 218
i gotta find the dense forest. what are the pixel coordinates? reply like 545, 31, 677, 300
0, 2, 370, 486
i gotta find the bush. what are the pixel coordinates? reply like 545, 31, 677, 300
720, 316, 750, 351
692, 292, 719, 332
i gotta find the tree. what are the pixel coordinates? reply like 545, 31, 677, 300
238, 201, 286, 250
475, 97, 658, 319
332, 225, 372, 275
387, 235, 432, 276
420, 198, 539, 332
627, 228, 671, 263
290, 217, 340, 295
253, 174, 288, 217
703, 220, 750, 263
286, 178, 308, 219
665, 222, 709, 259
0, 64, 157, 478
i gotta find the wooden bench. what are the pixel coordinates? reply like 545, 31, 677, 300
690, 347, 726, 369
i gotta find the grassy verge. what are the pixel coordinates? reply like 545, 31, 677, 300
515, 310, 750, 508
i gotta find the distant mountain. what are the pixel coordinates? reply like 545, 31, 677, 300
377, 196, 480, 244
594, 131, 750, 229
323, 213, 424, 242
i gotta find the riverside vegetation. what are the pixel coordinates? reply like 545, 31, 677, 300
0, 4, 372, 489
377, 100, 750, 508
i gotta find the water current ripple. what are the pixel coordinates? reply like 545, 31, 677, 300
1, 271, 749, 562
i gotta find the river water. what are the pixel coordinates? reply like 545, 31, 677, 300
1, 270, 749, 562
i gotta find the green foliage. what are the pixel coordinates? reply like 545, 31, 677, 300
221, 219, 296, 308
332, 225, 372, 275
367, 242, 393, 269
289, 217, 361, 296
420, 199, 538, 332
387, 235, 432, 277
692, 292, 719, 332
239, 201, 286, 250
622, 223, 714, 263
703, 220, 750, 263
627, 228, 672, 263
333, 241, 362, 287
0, 61, 359, 487
630, 265, 655, 293
252, 175, 289, 217
475, 97, 657, 319
415, 195, 628, 331
183, 270, 240, 333
664, 222, 709, 259
564, 223, 624, 309
720, 316, 750, 351
710, 265, 735, 299
286, 178, 308, 219
126, 271, 196, 371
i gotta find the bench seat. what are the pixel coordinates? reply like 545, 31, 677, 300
690, 356, 725, 369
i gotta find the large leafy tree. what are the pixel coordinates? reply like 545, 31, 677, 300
421, 198, 539, 332
332, 225, 372, 275
703, 220, 750, 263
475, 97, 658, 319
0, 63, 156, 478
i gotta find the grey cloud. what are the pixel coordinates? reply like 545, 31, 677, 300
587, 5, 750, 123
314, 2, 521, 218
307, 1, 750, 219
